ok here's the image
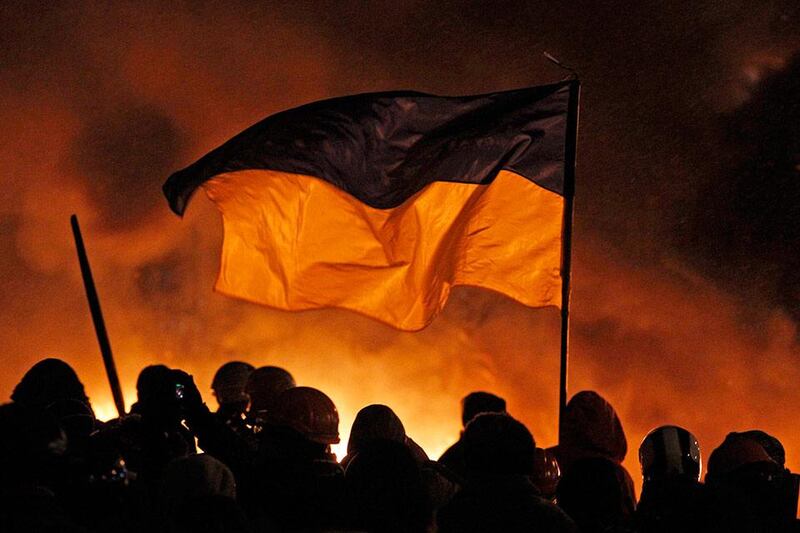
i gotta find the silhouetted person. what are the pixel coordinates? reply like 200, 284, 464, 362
11, 358, 95, 418
341, 404, 425, 468
162, 454, 236, 508
130, 364, 171, 416
438, 391, 506, 479
0, 402, 81, 532
705, 433, 798, 532
180, 365, 295, 475
180, 368, 260, 481
246, 386, 346, 531
104, 367, 196, 485
734, 430, 800, 530
342, 404, 457, 510
244, 365, 295, 428
549, 390, 636, 514
210, 361, 253, 433
161, 454, 250, 532
636, 425, 705, 533
66, 431, 153, 533
45, 398, 96, 458
558, 457, 637, 533
437, 413, 576, 532
735, 429, 787, 468
345, 439, 432, 532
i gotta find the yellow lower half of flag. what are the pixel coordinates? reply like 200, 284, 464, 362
203, 169, 564, 331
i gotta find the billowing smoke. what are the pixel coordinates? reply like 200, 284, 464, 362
1, 1, 798, 496
71, 103, 185, 230
687, 53, 800, 323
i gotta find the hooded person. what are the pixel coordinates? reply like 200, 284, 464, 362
558, 457, 638, 533
340, 404, 427, 468
548, 390, 636, 513
438, 391, 506, 479
341, 404, 457, 510
345, 439, 432, 532
437, 413, 577, 533
11, 359, 94, 419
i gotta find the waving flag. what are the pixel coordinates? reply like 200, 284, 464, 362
164, 81, 577, 330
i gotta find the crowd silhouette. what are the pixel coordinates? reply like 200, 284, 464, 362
1, 357, 797, 532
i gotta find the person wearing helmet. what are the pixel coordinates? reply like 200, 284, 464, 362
107, 368, 196, 485
244, 365, 295, 429
640, 425, 702, 483
244, 386, 346, 531
178, 370, 260, 483
704, 433, 798, 532
210, 361, 253, 432
636, 425, 706, 533
732, 429, 787, 469
438, 391, 506, 479
265, 386, 340, 450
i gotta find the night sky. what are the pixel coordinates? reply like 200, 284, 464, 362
1, 0, 798, 484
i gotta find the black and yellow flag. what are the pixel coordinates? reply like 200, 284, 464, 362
164, 81, 576, 330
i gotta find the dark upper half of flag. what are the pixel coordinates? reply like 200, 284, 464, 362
164, 81, 574, 215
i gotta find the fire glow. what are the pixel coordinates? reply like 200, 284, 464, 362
1, 0, 798, 503
21, 209, 798, 500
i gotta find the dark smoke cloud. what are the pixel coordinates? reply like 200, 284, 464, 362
71, 103, 185, 230
690, 53, 800, 322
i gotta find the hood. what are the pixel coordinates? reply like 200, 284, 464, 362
347, 404, 406, 455
556, 390, 627, 465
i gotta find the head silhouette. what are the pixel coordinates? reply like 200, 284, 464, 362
461, 391, 506, 428
12, 358, 91, 414
463, 412, 535, 477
